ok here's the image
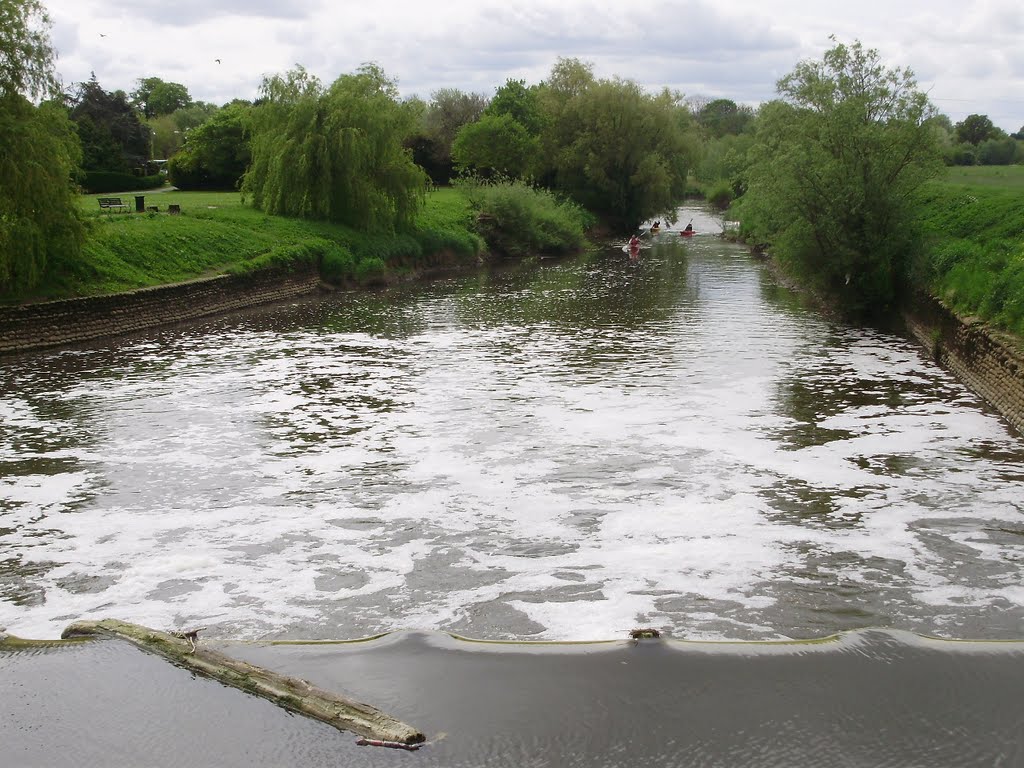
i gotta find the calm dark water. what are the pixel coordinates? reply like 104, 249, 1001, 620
3, 630, 1023, 768
1, 205, 1023, 644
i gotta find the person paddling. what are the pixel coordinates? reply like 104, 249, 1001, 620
629, 235, 640, 249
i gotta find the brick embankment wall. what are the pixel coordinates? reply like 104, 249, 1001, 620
904, 292, 1024, 435
0, 265, 323, 356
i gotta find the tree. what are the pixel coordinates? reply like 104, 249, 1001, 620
696, 98, 755, 138
954, 113, 1000, 146
451, 112, 538, 178
0, 0, 58, 99
132, 77, 192, 118
535, 60, 699, 230
0, 0, 83, 294
977, 136, 1020, 165
451, 79, 544, 179
408, 88, 487, 183
242, 64, 427, 231
741, 39, 942, 316
168, 102, 251, 189
71, 74, 150, 168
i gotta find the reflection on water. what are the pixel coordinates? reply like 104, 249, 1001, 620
3, 630, 1023, 767
1, 205, 1023, 642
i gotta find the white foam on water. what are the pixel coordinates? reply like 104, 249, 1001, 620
2, 240, 1023, 641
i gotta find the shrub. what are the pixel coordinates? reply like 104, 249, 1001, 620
320, 243, 356, 284
82, 171, 165, 193
354, 256, 386, 285
458, 178, 592, 258
704, 180, 735, 210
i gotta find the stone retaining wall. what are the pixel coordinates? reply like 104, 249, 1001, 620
904, 292, 1024, 435
0, 265, 323, 356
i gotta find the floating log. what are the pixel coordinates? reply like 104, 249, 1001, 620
61, 619, 424, 745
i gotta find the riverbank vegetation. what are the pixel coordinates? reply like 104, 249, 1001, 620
735, 40, 944, 318
11, 188, 482, 301
3, 0, 1022, 337
915, 177, 1024, 336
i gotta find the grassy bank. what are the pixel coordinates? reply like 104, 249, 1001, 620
5, 180, 595, 305
4, 188, 484, 304
916, 168, 1024, 336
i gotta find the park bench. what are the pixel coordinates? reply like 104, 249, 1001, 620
98, 197, 129, 212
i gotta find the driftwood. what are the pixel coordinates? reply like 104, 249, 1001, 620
61, 619, 424, 745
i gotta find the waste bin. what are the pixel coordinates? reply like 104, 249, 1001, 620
135, 195, 145, 213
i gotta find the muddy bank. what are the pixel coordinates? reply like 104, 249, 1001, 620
3, 629, 1023, 767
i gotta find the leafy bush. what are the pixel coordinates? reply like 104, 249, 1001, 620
320, 243, 356, 283
458, 178, 592, 258
82, 171, 165, 193
354, 256, 386, 285
704, 180, 735, 210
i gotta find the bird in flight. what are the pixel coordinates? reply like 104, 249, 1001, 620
99, 33, 106, 37
215, 58, 221, 64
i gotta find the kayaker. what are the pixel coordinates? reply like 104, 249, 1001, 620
684, 223, 693, 233
629, 235, 640, 249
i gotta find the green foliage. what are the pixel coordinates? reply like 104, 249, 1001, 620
409, 88, 488, 184
696, 132, 755, 195
168, 102, 251, 190
539, 70, 699, 230
916, 183, 1024, 335
0, 0, 58, 99
14, 189, 483, 301
320, 242, 356, 283
955, 113, 1001, 146
485, 79, 545, 134
132, 77, 192, 118
354, 256, 386, 285
72, 75, 151, 169
741, 38, 943, 317
81, 171, 164, 193
452, 113, 539, 178
0, 94, 84, 294
458, 177, 592, 258
225, 238, 323, 275
695, 98, 755, 138
0, 1, 84, 297
242, 64, 427, 232
704, 180, 735, 210
977, 137, 1022, 166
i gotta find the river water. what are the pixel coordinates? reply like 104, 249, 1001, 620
2, 205, 1023, 643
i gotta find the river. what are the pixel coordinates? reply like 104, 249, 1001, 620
2, 205, 1023, 643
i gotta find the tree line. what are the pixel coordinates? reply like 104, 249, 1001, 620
3, 0, 1022, 318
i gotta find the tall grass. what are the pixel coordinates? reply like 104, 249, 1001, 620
916, 178, 1024, 336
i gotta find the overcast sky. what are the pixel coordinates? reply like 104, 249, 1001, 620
45, 0, 1023, 131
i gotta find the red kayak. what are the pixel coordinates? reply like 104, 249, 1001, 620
680, 229, 695, 237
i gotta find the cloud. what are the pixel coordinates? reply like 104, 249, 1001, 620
38, 0, 1024, 130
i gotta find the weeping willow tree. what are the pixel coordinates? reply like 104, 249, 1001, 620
0, 0, 84, 295
242, 64, 427, 232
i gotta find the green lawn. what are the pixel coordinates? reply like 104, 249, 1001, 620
918, 168, 1024, 336
25, 187, 480, 301
941, 165, 1024, 189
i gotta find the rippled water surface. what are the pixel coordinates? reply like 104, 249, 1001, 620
2, 206, 1023, 642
